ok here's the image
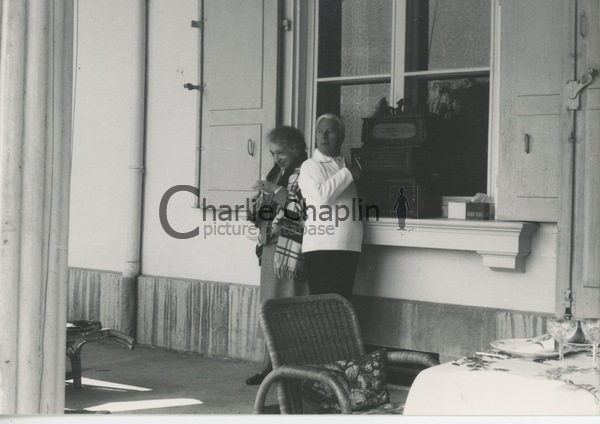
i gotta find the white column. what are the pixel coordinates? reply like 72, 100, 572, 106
0, 0, 74, 414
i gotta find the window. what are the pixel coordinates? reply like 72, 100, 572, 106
314, 0, 491, 198
315, 0, 393, 161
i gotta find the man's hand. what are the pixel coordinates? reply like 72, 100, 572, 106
349, 166, 361, 181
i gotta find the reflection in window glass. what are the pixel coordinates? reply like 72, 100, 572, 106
318, 0, 393, 78
405, 76, 489, 195
316, 82, 391, 160
405, 0, 490, 72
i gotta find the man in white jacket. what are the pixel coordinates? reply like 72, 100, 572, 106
298, 114, 363, 300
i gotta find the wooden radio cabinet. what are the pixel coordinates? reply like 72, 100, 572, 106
351, 113, 444, 218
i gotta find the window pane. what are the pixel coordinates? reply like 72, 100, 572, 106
405, 0, 491, 72
405, 76, 489, 195
316, 82, 391, 160
318, 0, 393, 78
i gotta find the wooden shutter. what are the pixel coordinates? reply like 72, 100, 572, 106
496, 0, 573, 221
200, 0, 279, 208
569, 0, 600, 318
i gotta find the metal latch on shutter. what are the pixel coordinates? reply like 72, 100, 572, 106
183, 83, 205, 91
566, 67, 597, 110
281, 19, 292, 31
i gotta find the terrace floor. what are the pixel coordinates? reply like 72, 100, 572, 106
65, 340, 410, 415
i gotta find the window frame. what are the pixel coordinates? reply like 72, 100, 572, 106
305, 0, 500, 204
285, 0, 536, 271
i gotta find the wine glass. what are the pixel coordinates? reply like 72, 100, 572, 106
546, 318, 578, 364
580, 318, 600, 373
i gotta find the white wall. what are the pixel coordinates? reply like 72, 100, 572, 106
354, 223, 557, 313
140, 0, 260, 284
69, 0, 260, 284
69, 1, 557, 312
69, 0, 138, 271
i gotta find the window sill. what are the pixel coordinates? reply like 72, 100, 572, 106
363, 218, 539, 272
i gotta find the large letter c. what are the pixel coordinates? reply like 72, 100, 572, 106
159, 185, 199, 239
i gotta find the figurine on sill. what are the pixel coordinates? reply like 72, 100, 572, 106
393, 187, 411, 230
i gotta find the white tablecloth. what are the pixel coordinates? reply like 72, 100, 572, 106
404, 350, 600, 415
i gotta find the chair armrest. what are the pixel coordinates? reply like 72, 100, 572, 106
107, 329, 136, 350
252, 365, 353, 414
386, 350, 440, 369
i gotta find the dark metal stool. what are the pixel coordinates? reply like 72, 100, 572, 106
66, 320, 135, 388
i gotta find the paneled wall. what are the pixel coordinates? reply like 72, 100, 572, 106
136, 276, 263, 362
67, 268, 122, 330
69, 268, 551, 363
353, 295, 550, 362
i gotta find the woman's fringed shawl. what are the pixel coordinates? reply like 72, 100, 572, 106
271, 166, 306, 283
252, 158, 307, 284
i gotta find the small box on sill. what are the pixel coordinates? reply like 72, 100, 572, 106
466, 202, 491, 220
447, 202, 467, 219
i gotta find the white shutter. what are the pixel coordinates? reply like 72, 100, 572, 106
496, 0, 573, 221
200, 0, 279, 208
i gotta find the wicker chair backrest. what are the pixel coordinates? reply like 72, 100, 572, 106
259, 294, 366, 413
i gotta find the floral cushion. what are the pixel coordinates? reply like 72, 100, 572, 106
354, 401, 405, 414
300, 349, 390, 412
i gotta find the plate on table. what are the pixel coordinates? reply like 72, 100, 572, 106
490, 337, 571, 359
566, 339, 594, 349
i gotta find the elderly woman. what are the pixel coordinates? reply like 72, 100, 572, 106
246, 126, 310, 385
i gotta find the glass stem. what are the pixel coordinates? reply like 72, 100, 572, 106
559, 342, 564, 365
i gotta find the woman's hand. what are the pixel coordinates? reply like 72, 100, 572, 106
252, 179, 278, 193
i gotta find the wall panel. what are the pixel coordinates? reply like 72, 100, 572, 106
353, 295, 550, 362
67, 268, 122, 330
136, 275, 263, 361
69, 268, 552, 364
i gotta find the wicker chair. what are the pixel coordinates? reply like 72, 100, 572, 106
252, 294, 439, 414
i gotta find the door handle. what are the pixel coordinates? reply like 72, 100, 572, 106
183, 83, 204, 91
247, 139, 254, 157
524, 133, 530, 154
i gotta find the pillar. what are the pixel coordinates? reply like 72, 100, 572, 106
0, 0, 74, 414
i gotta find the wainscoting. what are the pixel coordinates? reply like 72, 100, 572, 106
68, 268, 123, 330
68, 268, 552, 363
136, 275, 263, 362
67, 268, 264, 362
352, 295, 552, 362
